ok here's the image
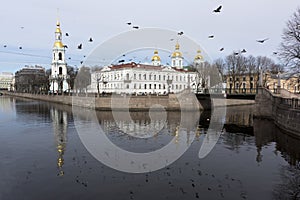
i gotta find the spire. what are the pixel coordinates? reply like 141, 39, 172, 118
172, 41, 182, 58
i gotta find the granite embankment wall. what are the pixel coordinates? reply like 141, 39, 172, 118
255, 87, 300, 137
2, 92, 203, 111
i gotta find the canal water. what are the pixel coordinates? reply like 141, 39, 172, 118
0, 96, 299, 200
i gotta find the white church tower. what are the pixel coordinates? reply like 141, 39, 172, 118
171, 42, 183, 69
49, 20, 69, 94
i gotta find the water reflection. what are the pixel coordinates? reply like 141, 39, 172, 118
50, 107, 68, 176
1, 97, 300, 199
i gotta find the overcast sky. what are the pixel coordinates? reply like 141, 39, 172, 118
0, 0, 299, 72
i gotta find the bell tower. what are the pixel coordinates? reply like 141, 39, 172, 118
50, 20, 69, 94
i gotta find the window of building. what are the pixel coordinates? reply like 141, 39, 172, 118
154, 75, 156, 80
173, 60, 175, 66
144, 84, 147, 89
179, 60, 182, 66
139, 74, 141, 80
159, 84, 161, 89
243, 83, 246, 88
127, 84, 129, 89
58, 52, 62, 61
163, 75, 165, 81
134, 74, 136, 79
149, 84, 152, 89
158, 75, 161, 80
149, 74, 152, 80
154, 84, 156, 89
126, 73, 129, 80
236, 83, 239, 89
236, 77, 239, 81
229, 77, 232, 82
250, 77, 254, 81
243, 77, 246, 81
59, 67, 62, 75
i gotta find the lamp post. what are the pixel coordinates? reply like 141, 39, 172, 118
277, 72, 281, 94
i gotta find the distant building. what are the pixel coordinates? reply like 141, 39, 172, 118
89, 43, 203, 95
49, 20, 69, 94
14, 65, 48, 93
225, 73, 259, 94
0, 72, 14, 91
264, 71, 300, 93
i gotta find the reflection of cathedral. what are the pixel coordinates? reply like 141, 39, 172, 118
51, 107, 68, 176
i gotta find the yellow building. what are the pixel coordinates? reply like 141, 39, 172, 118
225, 73, 259, 94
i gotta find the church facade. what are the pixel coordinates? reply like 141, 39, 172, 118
90, 43, 204, 95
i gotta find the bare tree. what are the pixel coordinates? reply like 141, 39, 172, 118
279, 8, 300, 71
225, 53, 247, 90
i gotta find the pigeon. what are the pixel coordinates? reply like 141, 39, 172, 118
178, 31, 184, 35
19, 46, 22, 49
234, 52, 239, 55
63, 45, 68, 48
65, 33, 69, 36
118, 59, 125, 63
89, 37, 93, 42
213, 5, 222, 13
208, 35, 214, 38
127, 22, 132, 25
3, 45, 7, 48
77, 44, 82, 49
80, 61, 83, 64
273, 52, 278, 55
133, 26, 139, 29
220, 47, 224, 51
241, 49, 247, 53
256, 38, 269, 43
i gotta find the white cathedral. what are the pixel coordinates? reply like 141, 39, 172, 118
89, 42, 205, 95
49, 20, 69, 94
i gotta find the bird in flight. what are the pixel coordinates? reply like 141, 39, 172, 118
234, 52, 239, 55
178, 31, 184, 35
65, 33, 69, 36
118, 59, 125, 63
89, 37, 93, 42
256, 38, 269, 43
3, 45, 7, 48
80, 61, 83, 64
127, 22, 132, 25
213, 5, 222, 13
220, 47, 224, 51
273, 52, 278, 55
77, 44, 82, 49
241, 49, 247, 53
170, 38, 174, 41
20, 26, 24, 29
63, 45, 68, 48
208, 35, 214, 38
133, 26, 139, 29
19, 46, 22, 49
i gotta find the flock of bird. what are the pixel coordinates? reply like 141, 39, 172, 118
1, 4, 276, 67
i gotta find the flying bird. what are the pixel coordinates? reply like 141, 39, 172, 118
20, 26, 24, 29
132, 26, 139, 29
213, 5, 222, 13
77, 44, 82, 49
63, 45, 68, 48
89, 37, 93, 42
273, 52, 278, 55
3, 45, 7, 48
19, 46, 22, 49
178, 31, 184, 35
208, 35, 214, 38
220, 47, 224, 51
68, 57, 71, 60
256, 38, 269, 43
127, 22, 132, 25
241, 49, 247, 53
118, 59, 125, 63
80, 61, 83, 64
65, 33, 69, 36
234, 52, 239, 55
170, 38, 174, 41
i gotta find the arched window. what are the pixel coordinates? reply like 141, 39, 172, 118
58, 52, 62, 61
59, 67, 62, 75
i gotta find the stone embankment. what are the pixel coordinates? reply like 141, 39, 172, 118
255, 87, 300, 137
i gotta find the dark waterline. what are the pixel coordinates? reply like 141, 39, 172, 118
0, 96, 299, 200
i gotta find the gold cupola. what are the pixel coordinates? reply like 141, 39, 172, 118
194, 49, 203, 61
171, 42, 183, 58
53, 20, 64, 48
151, 50, 161, 61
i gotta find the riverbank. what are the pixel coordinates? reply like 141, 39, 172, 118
2, 91, 255, 111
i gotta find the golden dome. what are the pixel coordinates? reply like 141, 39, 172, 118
151, 50, 161, 61
194, 49, 203, 60
55, 21, 62, 33
171, 42, 183, 58
53, 41, 64, 48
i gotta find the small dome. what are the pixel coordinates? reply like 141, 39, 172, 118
53, 41, 64, 48
194, 49, 203, 61
55, 21, 62, 33
151, 50, 161, 61
171, 42, 183, 58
